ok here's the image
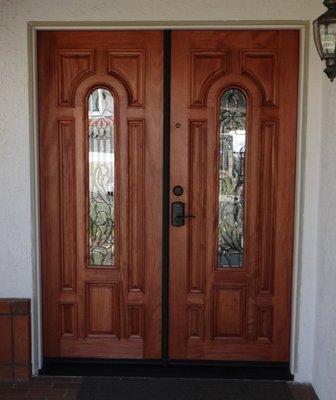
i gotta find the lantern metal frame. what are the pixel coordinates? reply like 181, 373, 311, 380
313, 0, 336, 81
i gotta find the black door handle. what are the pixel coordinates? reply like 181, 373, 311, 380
171, 202, 196, 227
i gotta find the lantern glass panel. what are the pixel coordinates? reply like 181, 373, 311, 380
320, 22, 336, 57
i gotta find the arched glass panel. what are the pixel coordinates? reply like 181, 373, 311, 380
218, 89, 246, 268
88, 88, 115, 266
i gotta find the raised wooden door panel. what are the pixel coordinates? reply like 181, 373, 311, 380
38, 31, 163, 359
169, 30, 299, 361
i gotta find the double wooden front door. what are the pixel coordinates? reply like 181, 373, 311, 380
39, 30, 299, 362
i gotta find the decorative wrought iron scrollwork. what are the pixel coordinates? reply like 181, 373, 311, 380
88, 88, 115, 266
218, 89, 246, 268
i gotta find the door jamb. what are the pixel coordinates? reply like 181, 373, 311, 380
28, 20, 309, 376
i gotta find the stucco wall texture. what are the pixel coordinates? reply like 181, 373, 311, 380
0, 0, 333, 398
311, 80, 336, 400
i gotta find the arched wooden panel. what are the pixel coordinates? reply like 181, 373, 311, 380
107, 50, 145, 107
57, 50, 95, 106
240, 50, 280, 107
189, 50, 229, 107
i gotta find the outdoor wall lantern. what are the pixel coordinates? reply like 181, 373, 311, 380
314, 0, 336, 82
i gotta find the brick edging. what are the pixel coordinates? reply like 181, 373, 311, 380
0, 299, 32, 380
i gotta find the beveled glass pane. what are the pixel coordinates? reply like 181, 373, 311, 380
88, 88, 115, 266
218, 89, 246, 268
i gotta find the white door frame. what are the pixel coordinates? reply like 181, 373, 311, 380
28, 20, 310, 376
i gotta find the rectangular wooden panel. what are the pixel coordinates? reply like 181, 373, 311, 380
188, 306, 204, 340
58, 119, 77, 291
256, 306, 273, 343
127, 120, 145, 293
188, 120, 207, 293
213, 285, 247, 340
128, 305, 144, 339
85, 283, 120, 338
60, 303, 76, 338
257, 120, 278, 295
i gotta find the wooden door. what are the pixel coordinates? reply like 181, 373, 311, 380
38, 31, 163, 359
169, 30, 299, 361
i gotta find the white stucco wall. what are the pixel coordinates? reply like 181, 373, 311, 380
311, 80, 336, 400
0, 0, 330, 393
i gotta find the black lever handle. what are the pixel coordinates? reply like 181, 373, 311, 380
171, 202, 196, 227
177, 214, 196, 220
